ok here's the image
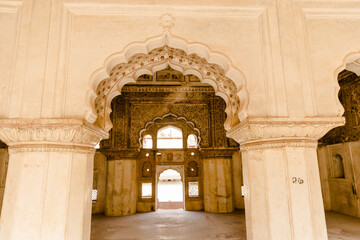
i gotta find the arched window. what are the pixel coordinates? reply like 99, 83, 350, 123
157, 126, 183, 149
142, 134, 153, 149
187, 134, 197, 148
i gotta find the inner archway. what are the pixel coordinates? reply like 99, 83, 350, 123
90, 34, 245, 239
88, 34, 249, 133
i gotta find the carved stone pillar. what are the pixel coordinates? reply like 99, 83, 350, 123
227, 117, 344, 240
0, 119, 108, 240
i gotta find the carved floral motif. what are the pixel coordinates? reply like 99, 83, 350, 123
227, 117, 345, 150
94, 46, 241, 131
0, 119, 108, 152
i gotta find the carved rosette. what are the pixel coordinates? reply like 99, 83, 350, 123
226, 117, 345, 150
0, 119, 109, 153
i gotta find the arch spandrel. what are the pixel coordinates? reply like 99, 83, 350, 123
88, 34, 249, 132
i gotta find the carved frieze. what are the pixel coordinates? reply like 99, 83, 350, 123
100, 149, 140, 160
226, 117, 345, 149
0, 119, 109, 153
200, 148, 238, 158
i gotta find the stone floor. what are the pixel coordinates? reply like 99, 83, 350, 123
91, 210, 360, 240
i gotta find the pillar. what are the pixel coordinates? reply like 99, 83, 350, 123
105, 159, 137, 216
203, 158, 234, 213
232, 151, 245, 209
0, 147, 9, 214
0, 119, 108, 240
227, 117, 344, 240
92, 152, 107, 214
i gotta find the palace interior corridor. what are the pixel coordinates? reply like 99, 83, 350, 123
2, 1, 360, 239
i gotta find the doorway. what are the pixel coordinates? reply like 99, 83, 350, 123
156, 166, 184, 210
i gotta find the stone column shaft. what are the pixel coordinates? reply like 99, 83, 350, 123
227, 117, 344, 240
0, 119, 108, 240
203, 158, 234, 213
105, 159, 137, 216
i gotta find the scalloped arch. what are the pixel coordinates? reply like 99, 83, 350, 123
88, 34, 249, 132
333, 51, 360, 117
138, 113, 201, 150
157, 166, 184, 182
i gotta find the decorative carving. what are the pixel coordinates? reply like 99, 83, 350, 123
320, 71, 360, 145
187, 161, 198, 177
240, 140, 318, 151
138, 113, 202, 149
167, 153, 173, 161
94, 45, 241, 131
226, 117, 345, 148
142, 161, 152, 177
100, 149, 139, 160
101, 82, 239, 150
0, 119, 109, 152
156, 151, 183, 163
159, 13, 175, 33
200, 148, 238, 158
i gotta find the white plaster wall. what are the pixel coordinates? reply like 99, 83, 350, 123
2, 0, 360, 121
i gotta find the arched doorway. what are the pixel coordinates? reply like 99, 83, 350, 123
156, 168, 184, 210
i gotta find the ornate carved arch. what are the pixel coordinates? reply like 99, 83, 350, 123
157, 166, 183, 182
87, 34, 249, 132
138, 113, 201, 150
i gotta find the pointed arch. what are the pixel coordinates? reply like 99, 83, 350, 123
87, 34, 249, 132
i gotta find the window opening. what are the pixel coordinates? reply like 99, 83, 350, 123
143, 135, 153, 149
157, 126, 183, 149
188, 182, 199, 197
142, 183, 152, 198
187, 134, 197, 148
92, 189, 98, 203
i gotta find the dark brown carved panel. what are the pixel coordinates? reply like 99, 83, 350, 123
320, 70, 360, 145
142, 161, 152, 177
100, 68, 239, 150
187, 161, 198, 177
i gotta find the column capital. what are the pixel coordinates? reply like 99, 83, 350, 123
0, 118, 109, 153
226, 117, 345, 150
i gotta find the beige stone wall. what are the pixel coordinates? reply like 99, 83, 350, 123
232, 151, 245, 210
318, 142, 360, 218
0, 148, 9, 215
203, 158, 234, 213
105, 159, 137, 216
92, 152, 107, 214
